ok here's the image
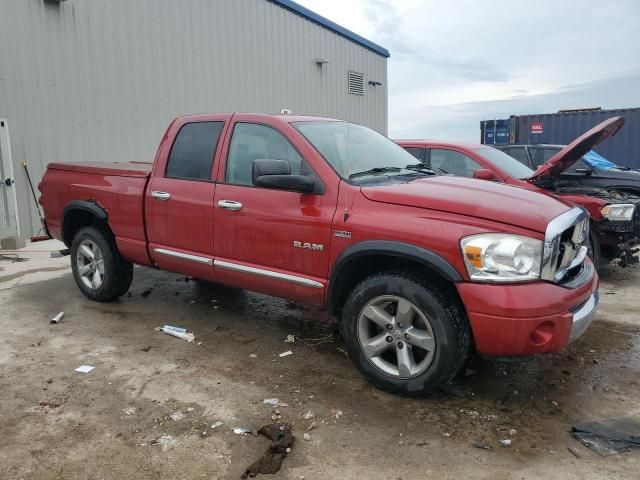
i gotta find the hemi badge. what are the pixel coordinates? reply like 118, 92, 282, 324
333, 230, 352, 239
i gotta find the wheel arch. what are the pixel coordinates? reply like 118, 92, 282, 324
327, 240, 463, 317
62, 200, 111, 247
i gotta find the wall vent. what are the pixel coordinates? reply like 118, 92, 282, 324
348, 71, 365, 96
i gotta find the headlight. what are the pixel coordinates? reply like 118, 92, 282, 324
601, 204, 635, 221
461, 234, 542, 282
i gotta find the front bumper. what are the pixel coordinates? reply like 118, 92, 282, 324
456, 260, 599, 356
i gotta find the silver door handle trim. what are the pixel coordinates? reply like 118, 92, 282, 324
217, 200, 243, 211
151, 191, 171, 201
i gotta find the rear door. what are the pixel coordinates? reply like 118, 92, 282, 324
145, 116, 228, 280
212, 117, 336, 304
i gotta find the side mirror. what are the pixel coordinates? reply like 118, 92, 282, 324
574, 166, 594, 175
252, 159, 314, 193
473, 168, 497, 181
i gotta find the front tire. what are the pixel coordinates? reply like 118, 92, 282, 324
70, 226, 133, 302
342, 272, 470, 396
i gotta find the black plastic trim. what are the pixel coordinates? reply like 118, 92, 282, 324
328, 240, 463, 312
61, 200, 108, 245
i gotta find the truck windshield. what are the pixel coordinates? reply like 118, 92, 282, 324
474, 147, 534, 180
294, 121, 423, 181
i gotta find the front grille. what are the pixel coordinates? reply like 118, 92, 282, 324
542, 208, 589, 284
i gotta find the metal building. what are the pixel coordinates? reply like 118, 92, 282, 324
0, 0, 389, 240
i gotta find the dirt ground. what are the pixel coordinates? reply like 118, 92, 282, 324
1, 242, 640, 479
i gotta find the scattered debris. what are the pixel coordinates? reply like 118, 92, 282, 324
263, 398, 279, 407
285, 334, 295, 343
306, 421, 317, 431
279, 351, 293, 358
163, 325, 187, 333
141, 346, 152, 352
499, 439, 512, 447
159, 325, 195, 343
141, 289, 152, 298
74, 365, 95, 374
249, 353, 258, 358
442, 432, 451, 438
242, 423, 295, 479
551, 401, 559, 407
567, 446, 583, 458
415, 440, 429, 446
572, 417, 640, 456
31, 400, 61, 413
303, 432, 311, 441
473, 442, 492, 450
50, 312, 64, 324
234, 427, 251, 435
302, 411, 315, 420
123, 407, 137, 416
152, 434, 176, 452
170, 411, 185, 421
330, 409, 343, 419
508, 429, 517, 436
186, 407, 195, 412
211, 421, 224, 429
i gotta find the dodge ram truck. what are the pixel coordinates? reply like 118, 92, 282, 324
39, 113, 599, 395
398, 117, 640, 267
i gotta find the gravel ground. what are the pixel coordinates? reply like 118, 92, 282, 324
1, 243, 639, 479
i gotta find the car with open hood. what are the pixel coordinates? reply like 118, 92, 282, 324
397, 117, 640, 267
497, 144, 640, 196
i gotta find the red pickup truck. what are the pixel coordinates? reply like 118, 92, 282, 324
39, 113, 598, 395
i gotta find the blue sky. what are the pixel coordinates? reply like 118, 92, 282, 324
297, 0, 640, 141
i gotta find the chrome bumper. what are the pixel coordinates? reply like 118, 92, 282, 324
569, 291, 599, 343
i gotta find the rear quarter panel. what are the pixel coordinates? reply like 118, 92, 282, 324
40, 168, 150, 265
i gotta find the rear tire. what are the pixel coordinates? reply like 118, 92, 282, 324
341, 272, 470, 396
70, 226, 133, 302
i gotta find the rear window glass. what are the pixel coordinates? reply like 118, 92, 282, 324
166, 122, 224, 181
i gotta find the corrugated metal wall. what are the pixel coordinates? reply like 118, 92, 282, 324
513, 109, 640, 168
0, 0, 388, 236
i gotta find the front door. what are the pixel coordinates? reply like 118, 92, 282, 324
145, 119, 226, 281
213, 120, 334, 304
0, 119, 19, 240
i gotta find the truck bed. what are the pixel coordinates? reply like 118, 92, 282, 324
47, 162, 152, 178
40, 162, 153, 266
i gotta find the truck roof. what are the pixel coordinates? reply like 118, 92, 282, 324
176, 113, 344, 124
395, 139, 489, 150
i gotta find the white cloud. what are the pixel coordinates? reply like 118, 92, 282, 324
296, 0, 640, 140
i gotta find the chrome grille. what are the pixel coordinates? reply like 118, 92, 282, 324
542, 208, 589, 283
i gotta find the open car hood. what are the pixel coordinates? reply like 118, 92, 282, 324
527, 116, 625, 184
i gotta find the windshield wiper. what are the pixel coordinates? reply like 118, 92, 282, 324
404, 164, 438, 175
349, 166, 402, 179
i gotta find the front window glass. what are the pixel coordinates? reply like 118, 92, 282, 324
293, 122, 422, 180
473, 147, 534, 179
226, 123, 302, 186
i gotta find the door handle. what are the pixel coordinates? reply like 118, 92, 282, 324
151, 191, 171, 201
217, 200, 243, 211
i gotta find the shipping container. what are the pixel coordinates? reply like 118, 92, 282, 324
480, 119, 511, 145
480, 108, 640, 169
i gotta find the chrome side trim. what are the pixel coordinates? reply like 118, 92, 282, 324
214, 260, 324, 289
569, 291, 599, 342
153, 248, 213, 266
541, 207, 589, 282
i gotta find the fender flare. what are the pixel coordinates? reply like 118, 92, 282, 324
327, 240, 463, 313
61, 200, 108, 244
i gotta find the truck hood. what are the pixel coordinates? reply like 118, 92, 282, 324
360, 176, 571, 233
528, 116, 624, 184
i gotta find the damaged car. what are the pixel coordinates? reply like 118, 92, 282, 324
397, 117, 640, 267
